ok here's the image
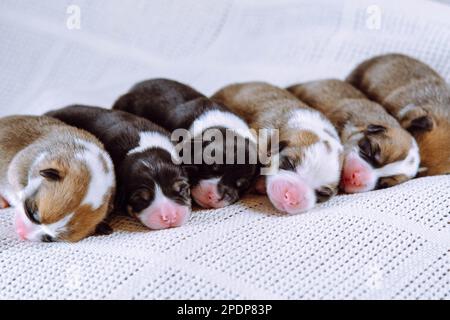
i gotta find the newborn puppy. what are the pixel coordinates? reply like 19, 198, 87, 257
113, 79, 259, 209
347, 53, 450, 176
0, 116, 115, 242
46, 105, 191, 230
288, 79, 420, 193
212, 82, 343, 214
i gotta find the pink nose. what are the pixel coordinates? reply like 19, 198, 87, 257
192, 185, 226, 208
144, 202, 190, 230
207, 191, 220, 203
344, 171, 364, 187
267, 178, 313, 214
14, 214, 27, 240
341, 155, 375, 193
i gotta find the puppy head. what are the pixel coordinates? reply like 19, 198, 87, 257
185, 129, 259, 209
121, 150, 191, 230
341, 123, 420, 193
266, 123, 343, 214
15, 142, 115, 242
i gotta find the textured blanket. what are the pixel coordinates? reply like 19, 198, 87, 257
0, 0, 449, 299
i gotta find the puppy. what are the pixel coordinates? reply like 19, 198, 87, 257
347, 53, 450, 176
212, 82, 344, 214
0, 116, 115, 242
46, 105, 191, 230
113, 79, 259, 209
288, 79, 420, 193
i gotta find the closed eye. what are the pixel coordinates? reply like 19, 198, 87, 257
24, 199, 40, 224
315, 187, 335, 203
358, 137, 381, 167
279, 157, 296, 171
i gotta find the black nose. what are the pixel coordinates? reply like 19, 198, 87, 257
41, 234, 55, 243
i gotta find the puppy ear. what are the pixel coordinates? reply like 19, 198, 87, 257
366, 124, 386, 134
407, 116, 434, 133
39, 168, 61, 181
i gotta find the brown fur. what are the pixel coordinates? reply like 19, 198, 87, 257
288, 79, 417, 187
212, 82, 320, 154
212, 82, 343, 196
289, 80, 413, 161
0, 116, 114, 242
347, 53, 450, 176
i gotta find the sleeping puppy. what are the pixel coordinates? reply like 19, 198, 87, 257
0, 116, 115, 242
288, 79, 420, 193
113, 79, 259, 209
347, 53, 450, 176
212, 82, 344, 214
46, 105, 191, 230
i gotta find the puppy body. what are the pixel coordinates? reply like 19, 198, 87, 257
0, 116, 115, 242
113, 79, 259, 209
288, 79, 420, 193
347, 53, 450, 176
212, 82, 344, 214
46, 105, 191, 230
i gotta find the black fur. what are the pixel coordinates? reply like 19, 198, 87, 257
113, 78, 259, 205
46, 105, 191, 218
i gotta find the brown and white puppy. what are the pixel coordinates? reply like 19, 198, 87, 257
347, 53, 450, 176
0, 116, 115, 242
212, 82, 344, 214
288, 79, 420, 193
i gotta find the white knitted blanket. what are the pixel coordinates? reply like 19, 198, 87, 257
0, 0, 449, 299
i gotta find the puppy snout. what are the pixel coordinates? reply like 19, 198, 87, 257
267, 175, 315, 214
192, 183, 232, 209
341, 154, 377, 193
141, 202, 190, 230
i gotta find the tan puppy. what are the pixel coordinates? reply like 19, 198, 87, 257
0, 116, 115, 242
288, 79, 420, 193
347, 53, 450, 176
213, 82, 343, 214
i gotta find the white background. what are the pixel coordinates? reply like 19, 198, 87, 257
0, 0, 449, 117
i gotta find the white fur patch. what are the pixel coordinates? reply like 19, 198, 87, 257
128, 131, 179, 162
375, 138, 420, 178
16, 206, 74, 242
76, 139, 115, 210
295, 141, 342, 189
189, 109, 256, 144
18, 177, 42, 202
287, 109, 341, 146
16, 151, 49, 203
286, 109, 343, 189
197, 177, 221, 188
132, 184, 165, 218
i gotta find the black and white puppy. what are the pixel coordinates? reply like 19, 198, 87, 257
113, 79, 259, 209
46, 105, 191, 229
